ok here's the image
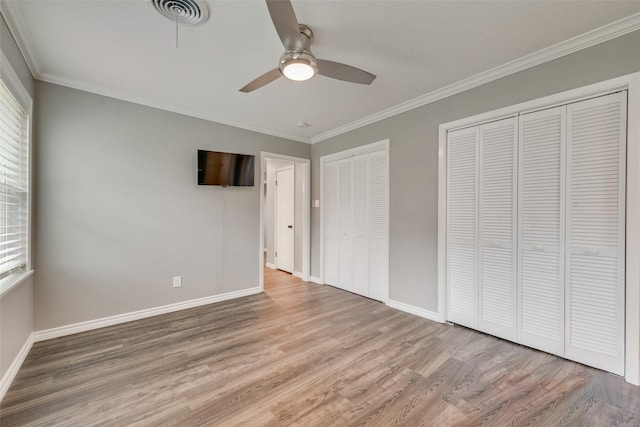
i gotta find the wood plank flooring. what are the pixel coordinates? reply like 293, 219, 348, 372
2, 269, 640, 426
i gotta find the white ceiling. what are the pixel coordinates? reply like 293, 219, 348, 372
3, 1, 640, 143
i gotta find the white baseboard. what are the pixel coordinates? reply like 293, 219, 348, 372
32, 287, 262, 343
292, 271, 303, 279
0, 333, 34, 402
265, 263, 276, 270
386, 299, 443, 323
309, 276, 323, 284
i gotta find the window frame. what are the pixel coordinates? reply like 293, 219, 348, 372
0, 49, 33, 297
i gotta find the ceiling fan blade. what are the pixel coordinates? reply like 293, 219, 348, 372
266, 0, 303, 51
239, 68, 282, 93
317, 59, 376, 85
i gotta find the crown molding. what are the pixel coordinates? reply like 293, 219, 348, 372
310, 12, 640, 143
0, 0, 40, 77
38, 72, 311, 143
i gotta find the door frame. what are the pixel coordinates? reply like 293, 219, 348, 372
274, 165, 295, 273
259, 152, 310, 291
438, 71, 640, 385
319, 139, 390, 301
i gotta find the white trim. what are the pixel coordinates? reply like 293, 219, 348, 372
386, 299, 442, 323
265, 262, 276, 270
259, 152, 311, 293
438, 72, 640, 385
0, 0, 39, 78
310, 12, 640, 143
293, 271, 304, 279
626, 75, 640, 386
32, 287, 261, 342
0, 269, 33, 298
0, 333, 33, 402
309, 276, 323, 284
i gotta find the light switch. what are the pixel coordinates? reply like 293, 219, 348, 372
313, 200, 320, 208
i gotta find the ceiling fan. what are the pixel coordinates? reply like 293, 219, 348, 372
239, 0, 376, 93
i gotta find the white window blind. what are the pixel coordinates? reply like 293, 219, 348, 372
0, 77, 29, 279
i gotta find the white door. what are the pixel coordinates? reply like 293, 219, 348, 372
324, 162, 340, 286
275, 167, 294, 273
352, 155, 370, 297
518, 106, 566, 356
478, 117, 518, 341
338, 160, 355, 292
368, 151, 388, 302
446, 126, 479, 329
564, 92, 626, 375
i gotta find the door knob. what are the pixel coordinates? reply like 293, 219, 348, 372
288, 225, 293, 229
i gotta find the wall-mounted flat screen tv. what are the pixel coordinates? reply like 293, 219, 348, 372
198, 150, 255, 187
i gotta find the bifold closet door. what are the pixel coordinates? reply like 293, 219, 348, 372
352, 155, 370, 297
478, 117, 518, 341
368, 151, 388, 302
565, 92, 626, 375
446, 126, 479, 329
338, 160, 355, 292
518, 106, 566, 356
324, 162, 340, 286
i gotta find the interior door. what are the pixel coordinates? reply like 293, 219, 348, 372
446, 126, 479, 329
518, 106, 566, 356
276, 167, 295, 273
564, 92, 626, 375
478, 117, 518, 341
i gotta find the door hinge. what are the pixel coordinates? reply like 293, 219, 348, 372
275, 252, 277, 257
275, 180, 278, 186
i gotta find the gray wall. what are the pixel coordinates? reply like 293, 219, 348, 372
34, 82, 310, 330
0, 14, 35, 383
311, 29, 640, 313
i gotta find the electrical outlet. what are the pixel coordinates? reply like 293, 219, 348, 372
173, 276, 182, 288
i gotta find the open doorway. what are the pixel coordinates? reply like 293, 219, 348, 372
259, 153, 310, 292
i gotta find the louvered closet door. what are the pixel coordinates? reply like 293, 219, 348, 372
447, 127, 479, 329
353, 154, 370, 297
478, 117, 518, 341
518, 106, 566, 356
565, 92, 626, 375
324, 162, 340, 286
338, 159, 355, 292
368, 150, 388, 302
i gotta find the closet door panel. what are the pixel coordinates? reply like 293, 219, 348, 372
447, 127, 479, 328
324, 162, 340, 286
518, 106, 566, 355
338, 160, 354, 292
565, 92, 626, 375
369, 151, 388, 302
478, 117, 518, 341
353, 155, 370, 297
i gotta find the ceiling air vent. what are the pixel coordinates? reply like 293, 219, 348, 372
151, 0, 209, 25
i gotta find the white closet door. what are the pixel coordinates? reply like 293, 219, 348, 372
324, 162, 340, 286
565, 92, 626, 375
478, 117, 518, 341
368, 150, 389, 302
353, 155, 370, 297
518, 106, 566, 356
447, 127, 479, 328
338, 160, 354, 292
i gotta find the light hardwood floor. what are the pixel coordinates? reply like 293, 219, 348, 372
2, 269, 640, 426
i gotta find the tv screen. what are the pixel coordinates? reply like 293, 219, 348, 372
198, 150, 255, 187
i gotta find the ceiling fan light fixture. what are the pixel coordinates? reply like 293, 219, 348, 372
279, 52, 317, 81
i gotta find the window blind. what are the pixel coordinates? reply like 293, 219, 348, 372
0, 78, 28, 279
